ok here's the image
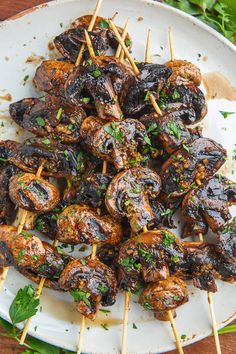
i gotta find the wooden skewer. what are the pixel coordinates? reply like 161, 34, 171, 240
75, 0, 103, 66
145, 29, 151, 63
115, 18, 130, 60
0, 161, 46, 291
197, 231, 221, 354
168, 26, 221, 354
168, 26, 175, 61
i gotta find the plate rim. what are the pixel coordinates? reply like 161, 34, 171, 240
0, 0, 236, 352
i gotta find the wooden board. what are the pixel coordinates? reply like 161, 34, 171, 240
0, 1, 235, 353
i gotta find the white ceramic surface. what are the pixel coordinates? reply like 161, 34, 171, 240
0, 1, 236, 353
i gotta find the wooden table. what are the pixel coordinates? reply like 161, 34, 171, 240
0, 1, 235, 353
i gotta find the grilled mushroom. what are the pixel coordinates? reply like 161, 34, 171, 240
0, 225, 45, 269
160, 137, 227, 198
9, 173, 60, 213
59, 257, 117, 320
216, 221, 236, 262
9, 95, 86, 143
182, 175, 236, 237
80, 117, 149, 170
165, 59, 202, 86
121, 62, 172, 117
140, 109, 202, 154
65, 57, 125, 120
139, 277, 189, 321
158, 83, 207, 124
54, 15, 131, 63
0, 164, 19, 224
34, 60, 74, 98
105, 167, 161, 232
0, 138, 82, 177
63, 172, 112, 208
117, 230, 184, 291
56, 204, 122, 245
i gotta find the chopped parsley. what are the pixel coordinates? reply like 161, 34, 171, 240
104, 123, 124, 142
56, 107, 63, 120
98, 284, 109, 295
70, 290, 91, 307
172, 88, 181, 99
168, 121, 181, 140
132, 323, 138, 329
162, 231, 175, 247
181, 334, 187, 340
125, 39, 132, 47
92, 68, 102, 78
81, 97, 91, 104
172, 255, 179, 263
161, 208, 173, 217
42, 138, 51, 145
144, 90, 151, 102
219, 110, 236, 119
23, 75, 29, 85
121, 258, 142, 272
147, 121, 158, 134
35, 117, 45, 127
182, 143, 190, 152
101, 323, 109, 330
99, 19, 109, 28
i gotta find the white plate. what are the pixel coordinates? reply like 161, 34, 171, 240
0, 0, 236, 353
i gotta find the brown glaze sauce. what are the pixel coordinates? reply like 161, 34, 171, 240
203, 72, 236, 101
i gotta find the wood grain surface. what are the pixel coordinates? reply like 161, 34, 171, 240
0, 1, 235, 353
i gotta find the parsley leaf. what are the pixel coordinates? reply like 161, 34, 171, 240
9, 285, 39, 325
35, 117, 45, 127
104, 123, 124, 142
168, 121, 181, 140
99, 19, 109, 28
70, 290, 91, 307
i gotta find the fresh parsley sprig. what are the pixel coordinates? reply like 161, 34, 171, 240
9, 285, 39, 325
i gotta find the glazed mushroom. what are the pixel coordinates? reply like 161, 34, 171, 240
56, 204, 122, 245
58, 257, 117, 320
158, 83, 207, 125
117, 229, 184, 292
63, 172, 112, 208
9, 172, 60, 213
0, 225, 45, 269
80, 117, 150, 170
105, 167, 161, 232
160, 137, 227, 198
34, 60, 74, 98
216, 220, 236, 262
65, 56, 125, 120
121, 62, 172, 117
165, 59, 202, 86
0, 164, 19, 224
54, 15, 131, 63
182, 175, 236, 237
9, 95, 86, 143
0, 138, 83, 177
139, 277, 189, 321
140, 108, 201, 154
